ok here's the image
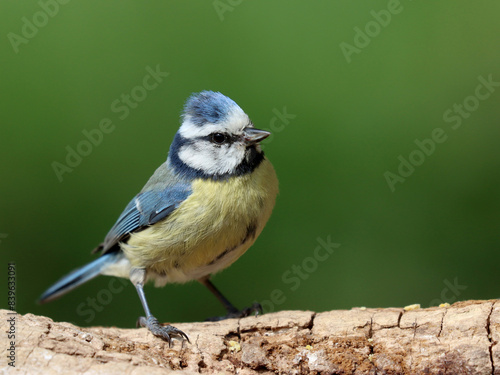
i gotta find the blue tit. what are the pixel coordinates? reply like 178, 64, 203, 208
39, 91, 279, 345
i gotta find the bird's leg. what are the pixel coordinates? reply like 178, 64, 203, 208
131, 268, 189, 346
199, 276, 262, 321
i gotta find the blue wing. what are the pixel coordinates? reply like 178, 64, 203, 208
97, 179, 192, 254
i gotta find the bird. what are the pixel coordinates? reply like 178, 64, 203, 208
39, 91, 279, 345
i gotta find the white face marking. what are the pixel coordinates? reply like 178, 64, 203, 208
177, 108, 256, 175
178, 140, 246, 176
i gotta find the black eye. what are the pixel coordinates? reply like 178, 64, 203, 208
211, 133, 226, 144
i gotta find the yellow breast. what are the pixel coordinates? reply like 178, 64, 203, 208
121, 158, 278, 284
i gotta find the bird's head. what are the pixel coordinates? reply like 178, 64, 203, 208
168, 91, 270, 179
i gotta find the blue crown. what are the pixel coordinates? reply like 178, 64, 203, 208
183, 91, 241, 126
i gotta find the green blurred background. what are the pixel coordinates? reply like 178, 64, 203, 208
1, 0, 499, 329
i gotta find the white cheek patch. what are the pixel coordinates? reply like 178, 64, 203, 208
179, 120, 220, 139
179, 108, 251, 139
178, 142, 245, 175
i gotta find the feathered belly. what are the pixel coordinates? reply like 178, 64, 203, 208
120, 159, 278, 285
149, 223, 260, 285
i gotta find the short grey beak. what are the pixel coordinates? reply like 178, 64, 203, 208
244, 128, 271, 144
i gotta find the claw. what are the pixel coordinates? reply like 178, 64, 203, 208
242, 302, 263, 317
205, 302, 263, 322
137, 315, 190, 346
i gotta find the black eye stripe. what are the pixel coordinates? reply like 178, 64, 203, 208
206, 132, 238, 145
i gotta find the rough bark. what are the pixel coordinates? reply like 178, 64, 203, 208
2, 300, 500, 374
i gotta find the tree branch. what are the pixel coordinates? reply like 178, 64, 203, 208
2, 300, 499, 374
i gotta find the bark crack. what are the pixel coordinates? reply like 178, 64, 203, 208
397, 310, 403, 328
407, 318, 418, 372
437, 307, 447, 339
368, 315, 377, 375
486, 302, 495, 375
236, 316, 242, 339
194, 334, 206, 372
307, 312, 317, 331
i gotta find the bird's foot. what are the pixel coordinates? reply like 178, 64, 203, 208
205, 302, 263, 322
137, 315, 189, 346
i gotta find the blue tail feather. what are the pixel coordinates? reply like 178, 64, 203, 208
39, 252, 120, 304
